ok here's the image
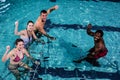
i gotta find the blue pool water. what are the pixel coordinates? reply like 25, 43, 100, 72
0, 0, 120, 80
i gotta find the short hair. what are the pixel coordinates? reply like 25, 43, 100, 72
15, 39, 24, 45
95, 30, 104, 37
40, 10, 47, 14
27, 20, 34, 25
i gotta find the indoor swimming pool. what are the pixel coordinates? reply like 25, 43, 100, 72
0, 0, 120, 80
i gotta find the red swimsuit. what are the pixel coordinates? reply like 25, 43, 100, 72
94, 48, 108, 59
13, 51, 24, 62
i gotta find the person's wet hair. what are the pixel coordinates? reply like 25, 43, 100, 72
15, 39, 24, 45
95, 30, 104, 37
27, 20, 34, 25
40, 10, 47, 14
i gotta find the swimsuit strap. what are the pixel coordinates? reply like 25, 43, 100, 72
26, 30, 31, 42
13, 50, 21, 62
13, 49, 24, 62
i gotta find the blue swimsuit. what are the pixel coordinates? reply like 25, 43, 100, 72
21, 37, 32, 48
21, 30, 33, 48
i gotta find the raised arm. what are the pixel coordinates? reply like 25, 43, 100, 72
47, 5, 59, 14
23, 48, 36, 61
87, 24, 94, 36
2, 45, 11, 62
14, 21, 24, 35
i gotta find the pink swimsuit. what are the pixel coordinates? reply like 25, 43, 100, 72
13, 52, 24, 62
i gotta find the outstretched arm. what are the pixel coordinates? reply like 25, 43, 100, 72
38, 27, 56, 40
47, 5, 59, 14
87, 24, 94, 36
44, 33, 56, 40
2, 45, 11, 62
24, 48, 36, 62
32, 31, 45, 44
24, 48, 40, 65
14, 21, 24, 35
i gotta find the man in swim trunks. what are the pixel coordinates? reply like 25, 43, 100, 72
34, 5, 58, 40
73, 24, 108, 67
2, 39, 40, 80
15, 20, 45, 49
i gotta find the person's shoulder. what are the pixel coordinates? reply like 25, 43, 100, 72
101, 38, 104, 41
9, 48, 15, 54
23, 29, 27, 31
22, 30, 27, 33
100, 38, 105, 45
20, 29, 26, 32
35, 18, 42, 25
22, 48, 27, 52
36, 16, 41, 21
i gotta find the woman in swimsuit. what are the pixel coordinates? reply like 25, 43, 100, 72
14, 20, 45, 49
2, 39, 39, 80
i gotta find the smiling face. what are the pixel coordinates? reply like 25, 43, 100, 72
16, 41, 24, 50
15, 39, 24, 50
94, 32, 101, 41
27, 22, 34, 31
41, 13, 47, 22
94, 30, 103, 41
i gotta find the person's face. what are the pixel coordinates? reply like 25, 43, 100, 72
41, 13, 47, 22
27, 22, 34, 31
94, 32, 101, 41
16, 41, 24, 50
